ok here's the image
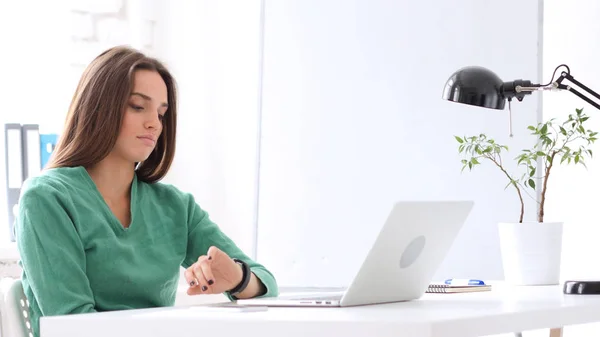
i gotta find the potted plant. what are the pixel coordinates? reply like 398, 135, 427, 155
455, 108, 598, 285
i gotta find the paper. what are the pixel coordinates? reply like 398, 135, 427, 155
189, 303, 269, 313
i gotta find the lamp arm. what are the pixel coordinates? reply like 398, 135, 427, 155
555, 71, 600, 110
508, 67, 600, 110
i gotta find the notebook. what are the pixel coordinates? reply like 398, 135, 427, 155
426, 283, 492, 293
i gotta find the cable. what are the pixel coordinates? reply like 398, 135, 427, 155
539, 64, 570, 87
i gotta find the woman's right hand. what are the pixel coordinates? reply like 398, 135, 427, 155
184, 246, 244, 295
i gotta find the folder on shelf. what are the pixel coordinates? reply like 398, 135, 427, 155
40, 133, 58, 169
22, 124, 41, 180
3, 123, 43, 241
4, 124, 24, 241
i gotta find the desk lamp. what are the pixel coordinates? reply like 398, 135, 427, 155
442, 64, 600, 137
442, 64, 600, 295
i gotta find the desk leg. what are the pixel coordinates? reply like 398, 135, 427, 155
549, 328, 563, 337
514, 328, 562, 337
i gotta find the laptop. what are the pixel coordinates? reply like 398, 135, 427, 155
237, 200, 474, 307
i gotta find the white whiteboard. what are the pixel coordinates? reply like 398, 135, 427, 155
256, 0, 541, 287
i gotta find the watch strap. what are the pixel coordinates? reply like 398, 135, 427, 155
227, 258, 251, 299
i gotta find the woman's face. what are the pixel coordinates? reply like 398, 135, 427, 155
112, 69, 169, 164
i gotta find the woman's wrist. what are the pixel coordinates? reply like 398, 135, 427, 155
226, 258, 266, 299
227, 258, 251, 298
234, 273, 266, 299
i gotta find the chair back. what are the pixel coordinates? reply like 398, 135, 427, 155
0, 278, 33, 337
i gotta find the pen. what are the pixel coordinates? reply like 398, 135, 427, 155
444, 279, 485, 286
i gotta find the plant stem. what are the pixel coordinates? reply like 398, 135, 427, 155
538, 129, 579, 223
538, 150, 557, 223
516, 180, 541, 206
488, 156, 524, 223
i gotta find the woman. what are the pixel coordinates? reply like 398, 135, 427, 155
16, 45, 278, 337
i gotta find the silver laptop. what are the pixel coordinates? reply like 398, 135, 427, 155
237, 200, 474, 307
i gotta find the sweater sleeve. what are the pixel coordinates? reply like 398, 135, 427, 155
182, 194, 279, 300
16, 179, 97, 316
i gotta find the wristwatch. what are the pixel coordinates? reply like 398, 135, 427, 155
227, 258, 251, 299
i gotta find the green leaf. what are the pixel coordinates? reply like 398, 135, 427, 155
471, 158, 480, 165
527, 125, 536, 131
528, 179, 535, 189
541, 124, 548, 134
559, 126, 567, 135
529, 167, 536, 177
455, 136, 464, 143
575, 155, 580, 164
543, 138, 551, 147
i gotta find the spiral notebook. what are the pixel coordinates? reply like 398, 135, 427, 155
426, 283, 492, 293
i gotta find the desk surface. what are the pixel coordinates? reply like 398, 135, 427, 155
41, 284, 600, 337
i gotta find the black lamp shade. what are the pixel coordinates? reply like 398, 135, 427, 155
443, 66, 506, 110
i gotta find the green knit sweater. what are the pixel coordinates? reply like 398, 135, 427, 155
16, 166, 278, 337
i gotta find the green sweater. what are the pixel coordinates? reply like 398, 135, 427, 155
16, 166, 278, 337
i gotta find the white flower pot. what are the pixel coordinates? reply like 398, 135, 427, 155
498, 221, 563, 285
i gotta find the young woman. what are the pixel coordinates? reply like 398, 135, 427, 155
16, 45, 278, 337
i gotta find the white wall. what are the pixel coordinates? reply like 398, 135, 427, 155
156, 0, 263, 257
0, 0, 158, 136
255, 0, 542, 287
543, 0, 600, 281
542, 2, 600, 336
0, 1, 70, 131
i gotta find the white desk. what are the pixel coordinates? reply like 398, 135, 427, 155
41, 284, 600, 337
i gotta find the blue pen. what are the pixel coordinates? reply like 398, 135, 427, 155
444, 279, 485, 286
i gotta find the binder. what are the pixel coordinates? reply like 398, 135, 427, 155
22, 124, 41, 180
3, 124, 42, 241
40, 133, 58, 169
4, 124, 23, 241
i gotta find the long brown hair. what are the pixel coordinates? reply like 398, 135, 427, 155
47, 45, 177, 183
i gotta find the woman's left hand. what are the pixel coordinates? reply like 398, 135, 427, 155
184, 246, 243, 295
